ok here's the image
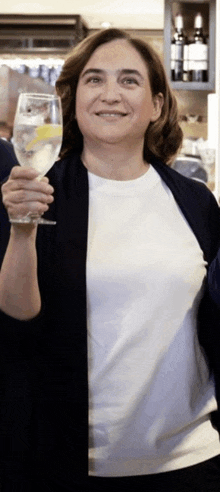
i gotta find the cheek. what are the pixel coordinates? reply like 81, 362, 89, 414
130, 92, 152, 111
137, 98, 156, 121
75, 85, 88, 113
75, 94, 92, 137
75, 88, 94, 121
75, 89, 83, 119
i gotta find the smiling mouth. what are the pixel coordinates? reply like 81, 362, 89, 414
95, 112, 128, 117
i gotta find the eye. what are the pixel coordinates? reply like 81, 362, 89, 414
121, 77, 139, 86
85, 76, 102, 84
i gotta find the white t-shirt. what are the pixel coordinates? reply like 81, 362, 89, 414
86, 165, 220, 477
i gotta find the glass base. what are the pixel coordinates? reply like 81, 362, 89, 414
9, 215, 56, 225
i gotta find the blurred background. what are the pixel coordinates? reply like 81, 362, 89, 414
0, 0, 219, 194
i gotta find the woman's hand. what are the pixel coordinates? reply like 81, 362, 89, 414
1, 166, 54, 224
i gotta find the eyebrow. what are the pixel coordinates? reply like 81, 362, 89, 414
81, 68, 144, 80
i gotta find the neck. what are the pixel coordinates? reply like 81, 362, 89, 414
81, 142, 149, 181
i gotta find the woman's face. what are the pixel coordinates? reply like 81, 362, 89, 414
75, 39, 163, 147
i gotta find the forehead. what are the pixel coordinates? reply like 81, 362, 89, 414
83, 39, 148, 75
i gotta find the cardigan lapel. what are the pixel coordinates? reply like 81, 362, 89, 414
47, 153, 89, 248
151, 156, 220, 264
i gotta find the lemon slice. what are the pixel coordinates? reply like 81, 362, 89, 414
26, 124, 62, 151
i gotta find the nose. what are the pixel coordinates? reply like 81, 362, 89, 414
100, 78, 121, 103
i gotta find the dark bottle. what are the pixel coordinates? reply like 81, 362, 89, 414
188, 13, 208, 82
171, 13, 187, 81
183, 39, 189, 82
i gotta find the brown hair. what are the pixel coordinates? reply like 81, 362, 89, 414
56, 28, 183, 164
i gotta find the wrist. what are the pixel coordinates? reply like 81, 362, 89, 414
10, 223, 38, 242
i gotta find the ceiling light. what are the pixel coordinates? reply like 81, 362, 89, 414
101, 22, 112, 29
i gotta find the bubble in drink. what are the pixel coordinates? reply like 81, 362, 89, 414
13, 123, 62, 176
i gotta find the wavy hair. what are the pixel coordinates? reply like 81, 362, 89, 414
56, 28, 183, 164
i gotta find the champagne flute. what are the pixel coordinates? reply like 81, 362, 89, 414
11, 92, 63, 225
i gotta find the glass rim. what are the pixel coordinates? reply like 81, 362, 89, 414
18, 92, 60, 99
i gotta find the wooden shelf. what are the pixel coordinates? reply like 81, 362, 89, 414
164, 0, 216, 91
171, 81, 214, 90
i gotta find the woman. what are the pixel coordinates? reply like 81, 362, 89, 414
0, 28, 220, 492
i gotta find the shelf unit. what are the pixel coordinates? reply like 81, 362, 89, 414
164, 0, 216, 91
0, 14, 88, 55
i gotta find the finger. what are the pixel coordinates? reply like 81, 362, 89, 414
2, 187, 54, 217
39, 176, 49, 184
3, 189, 54, 213
7, 169, 51, 187
5, 191, 54, 214
4, 178, 54, 195
11, 190, 54, 204
10, 166, 40, 180
8, 201, 50, 218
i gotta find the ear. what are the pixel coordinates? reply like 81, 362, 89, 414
150, 92, 164, 122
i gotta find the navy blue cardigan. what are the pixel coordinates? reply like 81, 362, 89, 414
0, 152, 220, 491
0, 138, 18, 180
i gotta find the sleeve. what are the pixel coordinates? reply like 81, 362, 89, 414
0, 138, 18, 181
208, 250, 220, 307
205, 186, 220, 306
0, 179, 47, 486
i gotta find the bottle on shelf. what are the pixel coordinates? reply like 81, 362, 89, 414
171, 13, 188, 81
188, 13, 208, 82
183, 39, 189, 82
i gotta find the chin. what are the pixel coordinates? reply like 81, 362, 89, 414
93, 130, 132, 145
